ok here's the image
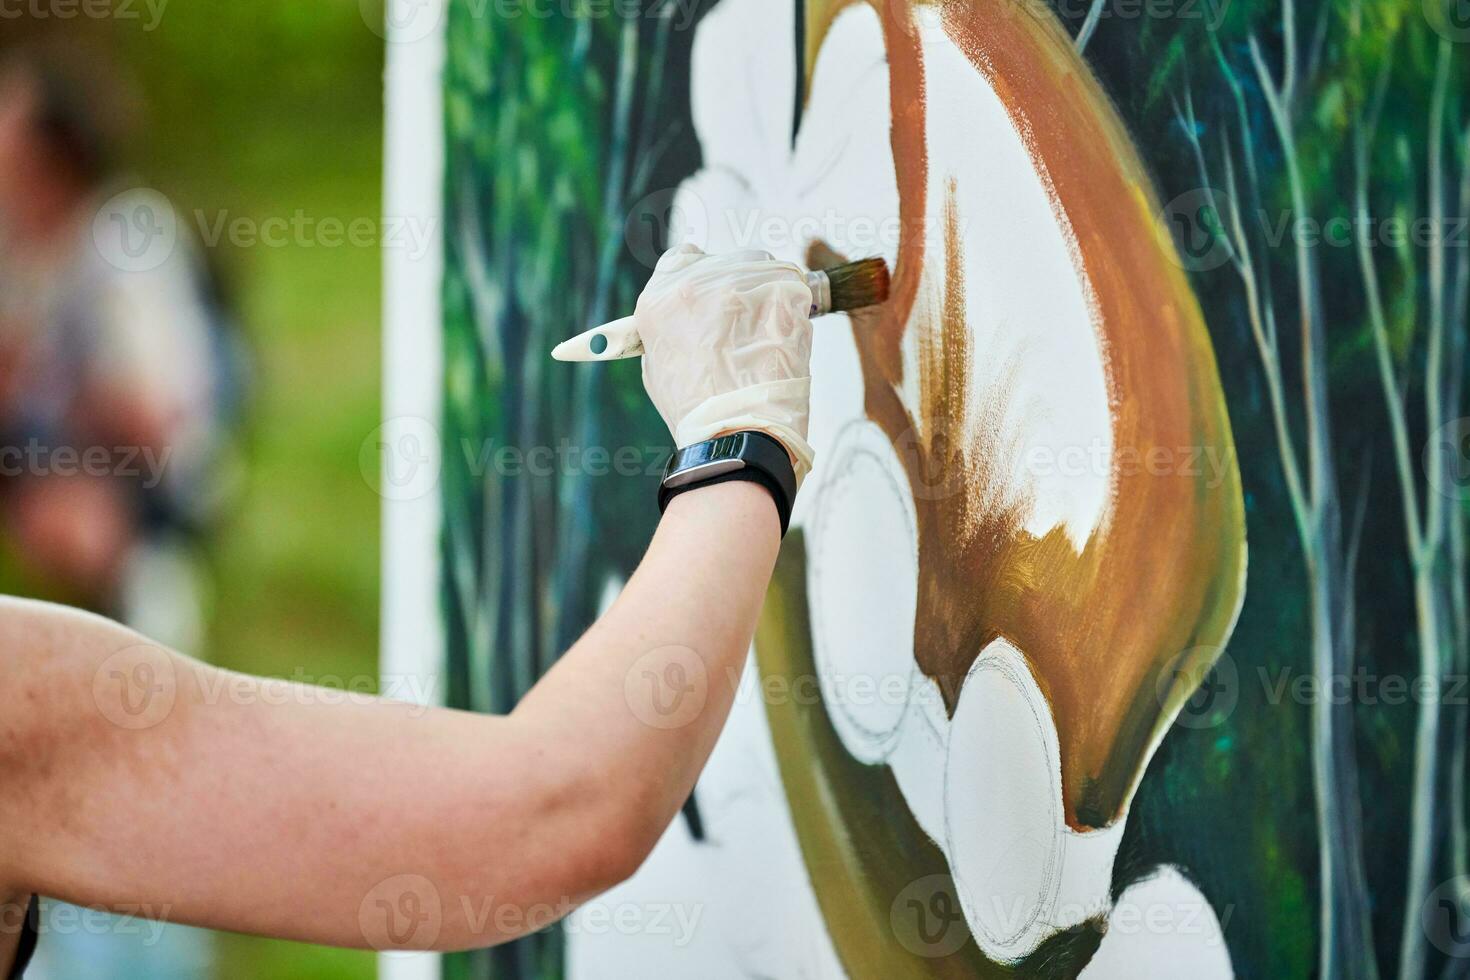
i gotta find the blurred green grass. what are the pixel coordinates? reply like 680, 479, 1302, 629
9, 3, 392, 977
142, 9, 386, 978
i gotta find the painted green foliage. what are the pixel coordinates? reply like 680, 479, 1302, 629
1107, 3, 1469, 978
441, 0, 705, 974
441, 0, 693, 715
441, 0, 1470, 976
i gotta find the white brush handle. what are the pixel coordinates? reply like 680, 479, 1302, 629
550, 315, 643, 362
553, 270, 832, 363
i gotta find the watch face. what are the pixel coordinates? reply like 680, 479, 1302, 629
663, 433, 750, 488
707, 433, 747, 460
681, 433, 745, 467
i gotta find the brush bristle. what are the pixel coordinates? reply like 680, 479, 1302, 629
824, 257, 891, 314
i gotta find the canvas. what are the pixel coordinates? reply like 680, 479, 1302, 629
435, 0, 1470, 975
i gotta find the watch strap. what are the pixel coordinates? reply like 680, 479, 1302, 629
658, 431, 796, 536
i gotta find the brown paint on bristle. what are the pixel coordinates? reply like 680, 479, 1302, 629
825, 257, 891, 313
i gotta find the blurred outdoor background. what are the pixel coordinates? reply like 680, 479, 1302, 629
2, 2, 386, 977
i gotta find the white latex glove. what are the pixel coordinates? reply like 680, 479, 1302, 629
637, 244, 816, 484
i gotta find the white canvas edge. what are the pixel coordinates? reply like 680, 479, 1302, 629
379, 3, 448, 978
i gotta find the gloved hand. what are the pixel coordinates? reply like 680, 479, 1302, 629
637, 245, 816, 483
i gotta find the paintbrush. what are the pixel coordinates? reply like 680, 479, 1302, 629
551, 257, 891, 362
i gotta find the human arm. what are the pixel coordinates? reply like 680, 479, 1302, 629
0, 244, 812, 958
0, 478, 777, 953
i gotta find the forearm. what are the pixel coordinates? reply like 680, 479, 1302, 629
513, 479, 782, 847
0, 600, 621, 950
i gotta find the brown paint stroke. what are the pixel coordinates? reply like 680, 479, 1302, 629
803, 0, 1246, 830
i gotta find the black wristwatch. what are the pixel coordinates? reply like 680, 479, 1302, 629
658, 431, 797, 536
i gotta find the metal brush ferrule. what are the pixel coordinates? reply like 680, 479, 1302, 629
805, 270, 831, 317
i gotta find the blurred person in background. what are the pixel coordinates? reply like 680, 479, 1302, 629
0, 47, 248, 980
0, 48, 248, 655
